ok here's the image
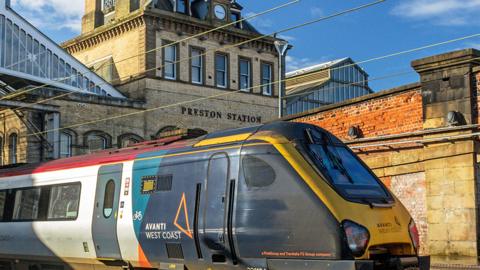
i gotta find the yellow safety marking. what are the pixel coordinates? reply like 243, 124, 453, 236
134, 142, 269, 163
194, 133, 253, 147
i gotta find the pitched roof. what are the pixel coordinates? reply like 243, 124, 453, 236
286, 57, 350, 78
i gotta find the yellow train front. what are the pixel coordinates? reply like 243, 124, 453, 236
189, 121, 430, 270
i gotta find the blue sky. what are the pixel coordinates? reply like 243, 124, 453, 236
10, 0, 480, 91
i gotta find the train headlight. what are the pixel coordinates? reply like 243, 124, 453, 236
409, 219, 420, 253
342, 220, 370, 257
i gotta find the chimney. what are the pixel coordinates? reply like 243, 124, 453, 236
82, 0, 104, 34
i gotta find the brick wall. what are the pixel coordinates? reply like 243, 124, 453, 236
290, 84, 423, 140
391, 172, 428, 255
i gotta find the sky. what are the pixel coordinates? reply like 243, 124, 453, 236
9, 0, 480, 92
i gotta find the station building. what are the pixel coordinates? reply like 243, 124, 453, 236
286, 48, 480, 266
0, 0, 285, 164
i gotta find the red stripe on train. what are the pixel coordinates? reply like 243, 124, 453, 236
0, 136, 191, 178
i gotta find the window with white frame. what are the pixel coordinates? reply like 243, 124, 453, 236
239, 58, 251, 91
164, 43, 177, 80
8, 133, 17, 164
215, 53, 228, 88
86, 133, 109, 153
261, 63, 273, 95
191, 48, 203, 84
60, 132, 73, 158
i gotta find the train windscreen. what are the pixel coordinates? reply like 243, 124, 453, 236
304, 128, 392, 202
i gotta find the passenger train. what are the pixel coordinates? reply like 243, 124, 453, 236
0, 122, 429, 270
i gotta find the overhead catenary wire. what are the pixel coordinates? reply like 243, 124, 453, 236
9, 30, 480, 119
3, 0, 385, 103
2, 0, 387, 117
17, 0, 388, 139
24, 68, 418, 147
7, 69, 414, 116
282, 70, 413, 100
0, 0, 300, 101
28, 33, 480, 140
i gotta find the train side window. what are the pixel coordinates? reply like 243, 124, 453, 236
0, 191, 5, 221
103, 180, 115, 218
47, 183, 81, 220
242, 154, 276, 188
12, 188, 41, 221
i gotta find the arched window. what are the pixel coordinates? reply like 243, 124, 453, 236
60, 132, 73, 158
8, 133, 18, 164
156, 126, 180, 138
118, 133, 143, 148
191, 0, 209, 20
85, 131, 111, 154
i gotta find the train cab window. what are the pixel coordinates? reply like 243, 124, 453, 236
242, 155, 276, 188
103, 180, 115, 218
304, 128, 391, 203
47, 184, 81, 220
12, 188, 41, 221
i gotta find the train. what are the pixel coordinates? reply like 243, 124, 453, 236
0, 122, 429, 270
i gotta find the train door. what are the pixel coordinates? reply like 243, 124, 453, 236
202, 153, 234, 263
92, 164, 123, 260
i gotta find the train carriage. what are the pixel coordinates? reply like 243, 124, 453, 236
0, 122, 429, 270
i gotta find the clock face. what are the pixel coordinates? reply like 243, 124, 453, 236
214, 5, 226, 20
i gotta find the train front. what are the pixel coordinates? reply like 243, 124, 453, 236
253, 122, 430, 270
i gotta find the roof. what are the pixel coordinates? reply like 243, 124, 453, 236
0, 122, 332, 178
0, 1, 125, 98
286, 79, 329, 95
286, 58, 350, 78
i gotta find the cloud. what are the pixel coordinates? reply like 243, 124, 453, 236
392, 0, 480, 26
11, 0, 83, 32
310, 7, 323, 17
286, 55, 331, 72
245, 11, 274, 32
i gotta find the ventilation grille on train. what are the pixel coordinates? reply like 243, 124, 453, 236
166, 243, 184, 259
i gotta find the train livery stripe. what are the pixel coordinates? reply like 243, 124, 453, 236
138, 244, 152, 268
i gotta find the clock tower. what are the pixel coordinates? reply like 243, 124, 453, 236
63, 0, 283, 157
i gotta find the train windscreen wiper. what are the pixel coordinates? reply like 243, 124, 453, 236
305, 128, 354, 184
319, 138, 354, 184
